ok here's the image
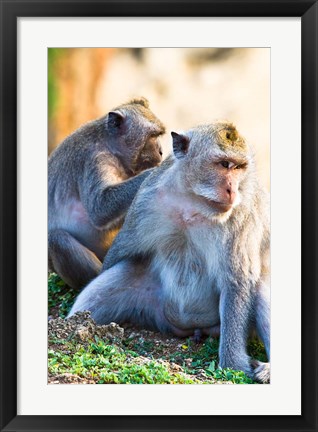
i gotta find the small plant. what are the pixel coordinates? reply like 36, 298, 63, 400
48, 273, 76, 318
48, 338, 197, 384
248, 338, 268, 363
167, 337, 264, 384
205, 366, 254, 384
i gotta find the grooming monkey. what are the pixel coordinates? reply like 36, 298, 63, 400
48, 98, 165, 290
69, 121, 270, 383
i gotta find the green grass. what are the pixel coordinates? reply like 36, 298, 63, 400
169, 338, 255, 384
48, 273, 76, 318
122, 334, 256, 384
248, 338, 268, 363
48, 336, 257, 384
49, 338, 197, 384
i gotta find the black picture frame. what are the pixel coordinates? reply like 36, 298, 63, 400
0, 1, 317, 431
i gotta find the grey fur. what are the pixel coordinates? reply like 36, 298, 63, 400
48, 98, 165, 289
69, 121, 270, 383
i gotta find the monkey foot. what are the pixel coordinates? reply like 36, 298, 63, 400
202, 324, 220, 338
170, 324, 220, 342
251, 360, 270, 383
191, 329, 203, 344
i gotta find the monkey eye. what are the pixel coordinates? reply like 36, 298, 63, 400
220, 161, 234, 169
235, 163, 248, 170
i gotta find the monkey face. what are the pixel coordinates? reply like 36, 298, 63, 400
106, 98, 165, 175
171, 123, 251, 216
201, 158, 248, 209
133, 135, 163, 174
187, 155, 249, 216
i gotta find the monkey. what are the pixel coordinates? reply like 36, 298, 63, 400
48, 97, 165, 290
68, 121, 270, 383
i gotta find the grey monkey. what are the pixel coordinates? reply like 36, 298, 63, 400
48, 97, 165, 290
69, 121, 270, 383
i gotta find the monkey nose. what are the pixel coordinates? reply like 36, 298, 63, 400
226, 188, 236, 204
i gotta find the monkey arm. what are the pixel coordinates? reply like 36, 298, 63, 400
218, 282, 253, 377
103, 181, 164, 271
80, 155, 154, 229
102, 157, 178, 270
102, 158, 174, 270
91, 171, 151, 227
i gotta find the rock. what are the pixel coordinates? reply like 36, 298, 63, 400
48, 311, 124, 342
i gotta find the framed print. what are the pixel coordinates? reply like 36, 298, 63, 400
0, 0, 317, 431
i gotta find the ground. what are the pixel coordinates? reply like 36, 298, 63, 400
48, 273, 267, 384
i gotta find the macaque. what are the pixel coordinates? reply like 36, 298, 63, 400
69, 121, 270, 383
48, 97, 165, 289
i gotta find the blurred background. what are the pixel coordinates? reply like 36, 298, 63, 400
48, 48, 270, 189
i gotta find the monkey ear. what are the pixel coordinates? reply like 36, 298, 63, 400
108, 111, 124, 129
171, 132, 190, 158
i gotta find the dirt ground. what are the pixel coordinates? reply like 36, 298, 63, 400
48, 311, 233, 384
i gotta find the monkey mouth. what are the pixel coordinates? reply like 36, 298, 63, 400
132, 158, 161, 175
207, 200, 233, 212
194, 192, 233, 213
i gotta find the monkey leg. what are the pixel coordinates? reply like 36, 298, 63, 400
48, 229, 102, 290
253, 281, 270, 383
68, 260, 174, 332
